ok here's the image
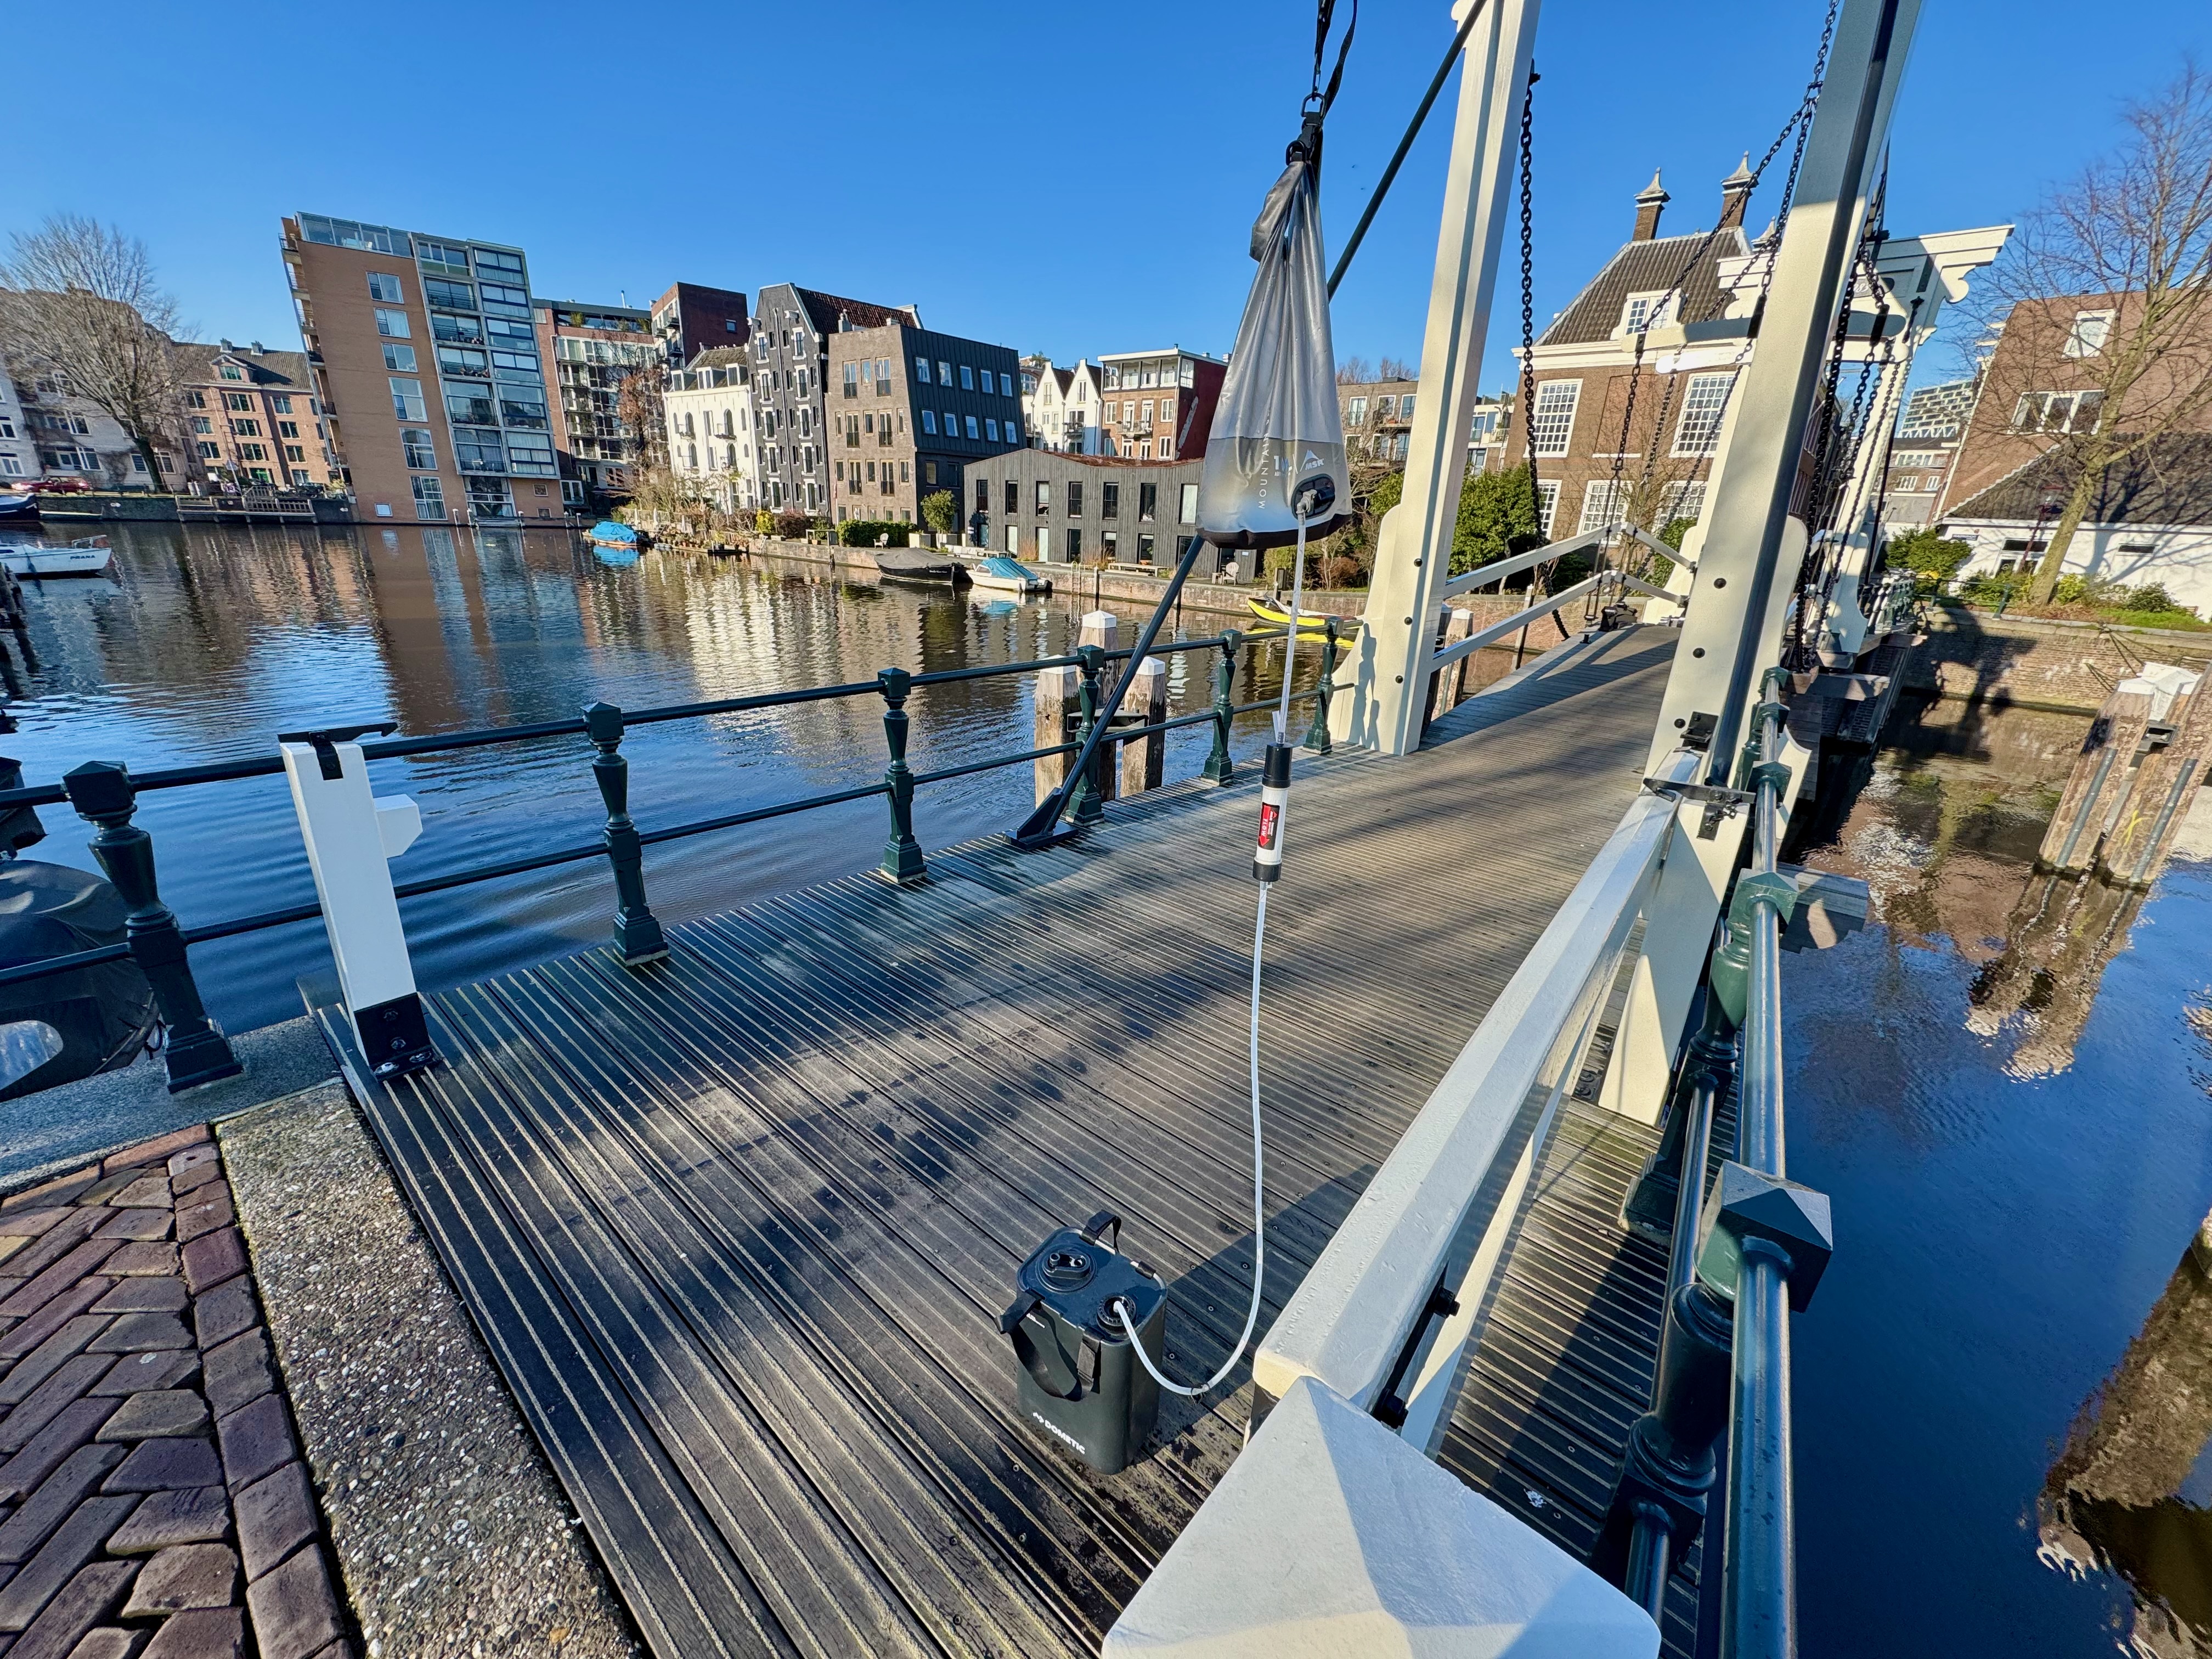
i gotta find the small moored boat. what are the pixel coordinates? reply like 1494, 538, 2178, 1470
970, 556, 1052, 595
587, 520, 646, 550
0, 493, 37, 522
872, 548, 966, 583
0, 537, 112, 578
1247, 597, 1356, 635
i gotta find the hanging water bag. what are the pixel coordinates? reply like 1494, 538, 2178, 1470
1197, 127, 1352, 549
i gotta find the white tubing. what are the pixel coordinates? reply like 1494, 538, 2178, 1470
1114, 510, 1311, 1397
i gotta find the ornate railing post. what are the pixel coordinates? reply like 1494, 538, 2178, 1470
1304, 618, 1339, 754
63, 760, 241, 1092
1065, 646, 1108, 830
1202, 629, 1242, 785
877, 668, 927, 882
584, 702, 668, 964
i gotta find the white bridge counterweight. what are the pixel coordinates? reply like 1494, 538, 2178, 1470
280, 733, 437, 1080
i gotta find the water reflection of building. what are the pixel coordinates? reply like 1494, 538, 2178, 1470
2040, 1210, 2212, 1657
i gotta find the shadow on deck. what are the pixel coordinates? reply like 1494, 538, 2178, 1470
317, 625, 1680, 1657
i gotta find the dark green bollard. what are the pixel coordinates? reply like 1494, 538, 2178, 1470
1202, 629, 1241, 785
1304, 618, 1339, 755
61, 760, 242, 1092
877, 668, 927, 883
584, 702, 669, 965
1065, 646, 1108, 830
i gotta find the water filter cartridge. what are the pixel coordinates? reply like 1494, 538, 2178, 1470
1253, 742, 1293, 883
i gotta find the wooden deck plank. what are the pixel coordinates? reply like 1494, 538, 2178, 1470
329, 628, 1682, 1657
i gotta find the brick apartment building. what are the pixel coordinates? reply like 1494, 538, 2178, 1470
533, 298, 660, 508
283, 212, 564, 523
1499, 161, 1762, 539
1337, 377, 1419, 467
1096, 348, 1224, 460
1878, 377, 1976, 527
743, 284, 918, 515
651, 283, 749, 366
827, 321, 1023, 526
172, 342, 339, 489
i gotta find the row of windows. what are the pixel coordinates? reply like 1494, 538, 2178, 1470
970, 477, 1199, 524
1527, 373, 1734, 459
835, 459, 908, 493
1342, 393, 1415, 426
183, 391, 301, 414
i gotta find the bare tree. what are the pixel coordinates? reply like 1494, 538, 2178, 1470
0, 215, 186, 488
613, 365, 668, 472
1376, 354, 1418, 382
1335, 354, 1375, 385
1966, 66, 2212, 602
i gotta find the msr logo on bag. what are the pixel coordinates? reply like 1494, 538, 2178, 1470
1302, 450, 1325, 472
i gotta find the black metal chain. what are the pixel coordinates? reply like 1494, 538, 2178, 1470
1517, 64, 1543, 560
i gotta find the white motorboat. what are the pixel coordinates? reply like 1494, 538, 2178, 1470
970, 555, 1052, 595
0, 537, 113, 578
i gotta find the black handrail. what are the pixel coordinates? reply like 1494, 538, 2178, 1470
0, 627, 1341, 994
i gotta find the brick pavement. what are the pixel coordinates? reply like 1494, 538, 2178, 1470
0, 1126, 352, 1659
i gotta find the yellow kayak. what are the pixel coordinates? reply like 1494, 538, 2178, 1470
1248, 599, 1359, 635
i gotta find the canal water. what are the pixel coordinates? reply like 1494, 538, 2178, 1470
0, 521, 1413, 1035
1785, 695, 2212, 1657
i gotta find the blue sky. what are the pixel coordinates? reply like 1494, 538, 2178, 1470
9, 0, 2206, 399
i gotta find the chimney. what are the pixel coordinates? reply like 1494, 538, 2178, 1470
1633, 170, 1669, 241
1718, 154, 1756, 232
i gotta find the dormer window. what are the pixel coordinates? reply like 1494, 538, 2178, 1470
219, 364, 244, 380
2064, 309, 2115, 358
1620, 291, 1679, 335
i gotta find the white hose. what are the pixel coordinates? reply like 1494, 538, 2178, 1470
1113, 512, 1307, 1397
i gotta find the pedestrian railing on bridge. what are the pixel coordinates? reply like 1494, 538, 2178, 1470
1109, 673, 1833, 1659
0, 623, 1331, 1092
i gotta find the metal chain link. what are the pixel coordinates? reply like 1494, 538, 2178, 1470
1517, 62, 1543, 569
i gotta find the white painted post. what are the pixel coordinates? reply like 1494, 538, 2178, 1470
280, 733, 436, 1080
1337, 0, 1542, 757
1079, 610, 1122, 801
1032, 664, 1079, 805
1120, 655, 1170, 797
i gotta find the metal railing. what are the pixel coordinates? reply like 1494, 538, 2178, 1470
0, 623, 1333, 1090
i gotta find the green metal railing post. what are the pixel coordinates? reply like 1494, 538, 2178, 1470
62, 761, 241, 1092
1065, 646, 1108, 830
877, 668, 927, 882
583, 701, 669, 965
1304, 619, 1339, 754
1202, 629, 1242, 784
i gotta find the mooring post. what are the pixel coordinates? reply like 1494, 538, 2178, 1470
1119, 655, 1169, 797
1080, 611, 1123, 802
1202, 629, 1241, 785
1304, 619, 1339, 755
1065, 646, 1109, 829
1032, 663, 1079, 805
63, 761, 242, 1092
877, 667, 927, 883
1429, 606, 1474, 720
583, 701, 668, 964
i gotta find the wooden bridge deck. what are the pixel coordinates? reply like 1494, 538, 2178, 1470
316, 625, 1681, 1658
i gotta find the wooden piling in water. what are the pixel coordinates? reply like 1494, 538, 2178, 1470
1032, 664, 1079, 805
1430, 606, 1474, 720
2097, 671, 2210, 889
1119, 656, 1169, 798
2040, 686, 2154, 873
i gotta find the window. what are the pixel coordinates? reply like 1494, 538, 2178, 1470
1138, 533, 1156, 563
2011, 390, 2103, 433
402, 429, 437, 470
923, 461, 938, 486
1534, 478, 1561, 537
423, 278, 474, 312
223, 392, 254, 412
1067, 481, 1083, 516
190, 416, 212, 435
921, 410, 937, 435
1000, 371, 1014, 396
1527, 381, 1581, 457
975, 477, 990, 513
1005, 479, 1019, 515
965, 415, 980, 439
939, 360, 952, 385
915, 356, 932, 385
271, 395, 292, 414
382, 344, 417, 372
1035, 481, 1051, 514
453, 430, 505, 473
389, 378, 427, 421
236, 443, 269, 462
2064, 310, 2115, 358
195, 442, 220, 460
1673, 372, 1736, 456
1374, 396, 1395, 420
1138, 482, 1158, 521
219, 365, 244, 381
1159, 437, 1173, 460
413, 476, 446, 520
1663, 481, 1706, 524
1401, 395, 1416, 423
944, 409, 958, 436
1178, 483, 1198, 524
899, 461, 909, 482
368, 272, 404, 303
1620, 291, 1678, 335
1102, 530, 1120, 562
284, 444, 306, 463
0, 455, 21, 477
985, 419, 1000, 442
229, 419, 262, 438
374, 308, 410, 339
185, 391, 206, 409
1102, 483, 1121, 519
1579, 479, 1626, 534
960, 365, 974, 390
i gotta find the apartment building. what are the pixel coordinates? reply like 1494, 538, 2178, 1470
745, 284, 922, 516
666, 347, 757, 512
534, 298, 659, 507
1497, 161, 1762, 538
0, 377, 37, 483
1337, 378, 1419, 466
827, 321, 1023, 526
959, 449, 1224, 570
1023, 358, 1107, 454
1878, 377, 1976, 527
651, 283, 749, 366
1096, 348, 1224, 460
173, 342, 337, 489
283, 212, 563, 522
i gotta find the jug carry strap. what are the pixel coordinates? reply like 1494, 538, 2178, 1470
998, 1292, 1098, 1401
1080, 1211, 1122, 1251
